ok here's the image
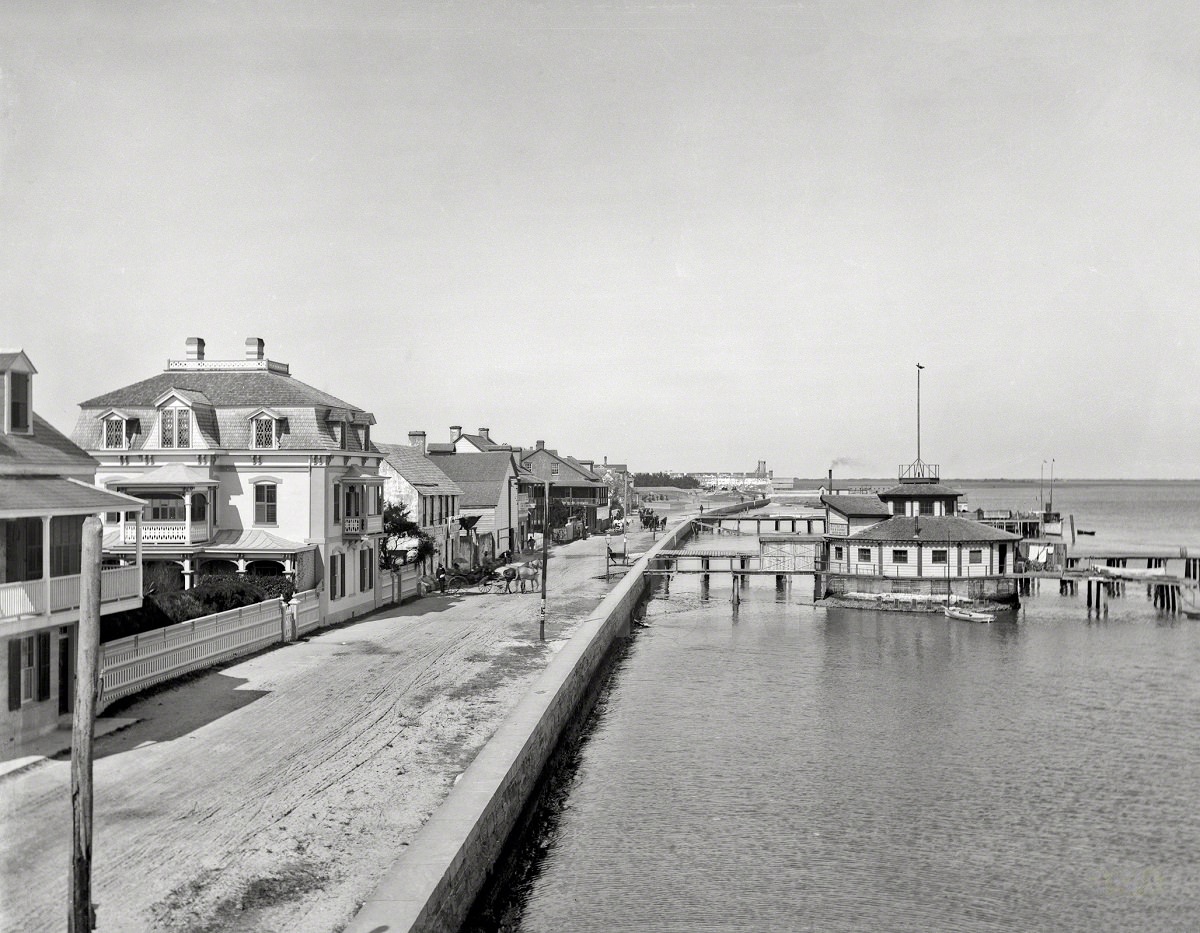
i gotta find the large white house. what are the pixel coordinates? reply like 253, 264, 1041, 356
71, 337, 387, 627
3, 350, 143, 748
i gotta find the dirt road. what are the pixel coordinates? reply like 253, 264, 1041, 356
0, 529, 662, 933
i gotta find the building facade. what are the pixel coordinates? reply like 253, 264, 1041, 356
520, 442, 610, 532
376, 433, 463, 573
427, 450, 527, 561
3, 350, 143, 747
71, 337, 387, 627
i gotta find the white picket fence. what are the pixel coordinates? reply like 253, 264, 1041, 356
98, 566, 419, 711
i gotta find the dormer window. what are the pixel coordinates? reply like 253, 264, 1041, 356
100, 410, 137, 449
160, 408, 191, 448
254, 417, 276, 449
9, 372, 30, 433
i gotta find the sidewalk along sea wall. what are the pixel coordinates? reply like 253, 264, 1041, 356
344, 504, 765, 933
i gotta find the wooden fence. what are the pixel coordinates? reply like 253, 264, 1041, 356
98, 566, 419, 712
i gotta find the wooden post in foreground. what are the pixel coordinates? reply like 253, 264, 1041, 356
540, 479, 549, 641
71, 515, 103, 932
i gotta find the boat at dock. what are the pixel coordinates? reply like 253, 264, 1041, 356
944, 605, 995, 623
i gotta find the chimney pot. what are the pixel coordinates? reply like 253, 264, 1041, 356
185, 337, 205, 361
536, 439, 545, 450
245, 337, 265, 361
450, 425, 462, 441
409, 430, 427, 455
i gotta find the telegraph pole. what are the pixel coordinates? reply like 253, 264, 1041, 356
71, 516, 103, 932
540, 479, 549, 641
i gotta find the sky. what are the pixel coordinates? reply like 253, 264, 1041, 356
2, 1, 1198, 478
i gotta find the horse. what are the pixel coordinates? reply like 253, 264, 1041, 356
517, 564, 540, 592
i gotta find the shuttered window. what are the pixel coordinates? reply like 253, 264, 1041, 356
255, 484, 277, 524
359, 547, 373, 592
9, 372, 30, 432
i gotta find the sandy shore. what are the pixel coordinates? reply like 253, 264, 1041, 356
0, 526, 676, 933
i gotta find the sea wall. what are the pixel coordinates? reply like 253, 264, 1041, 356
345, 499, 764, 933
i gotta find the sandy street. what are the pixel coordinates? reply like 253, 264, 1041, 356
0, 527, 667, 933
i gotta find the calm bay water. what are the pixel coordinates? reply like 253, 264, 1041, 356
479, 483, 1200, 932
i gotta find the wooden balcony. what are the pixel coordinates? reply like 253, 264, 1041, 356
122, 521, 210, 546
0, 565, 142, 625
343, 514, 384, 536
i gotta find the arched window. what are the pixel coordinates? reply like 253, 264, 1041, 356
191, 492, 207, 521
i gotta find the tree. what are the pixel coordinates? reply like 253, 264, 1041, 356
379, 501, 435, 569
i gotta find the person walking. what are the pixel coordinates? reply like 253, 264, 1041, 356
436, 563, 447, 593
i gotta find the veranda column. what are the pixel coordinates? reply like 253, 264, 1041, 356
183, 486, 194, 545
42, 514, 52, 616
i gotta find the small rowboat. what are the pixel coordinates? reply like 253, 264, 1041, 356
1183, 608, 1200, 620
944, 606, 995, 623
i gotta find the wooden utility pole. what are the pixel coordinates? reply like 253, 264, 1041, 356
540, 479, 549, 641
71, 515, 103, 932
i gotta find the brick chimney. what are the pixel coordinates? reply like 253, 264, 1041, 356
409, 430, 426, 455
245, 337, 265, 360
478, 427, 490, 442
450, 425, 462, 441
535, 439, 545, 450
185, 337, 205, 361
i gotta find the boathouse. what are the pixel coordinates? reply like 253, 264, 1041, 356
822, 461, 1021, 603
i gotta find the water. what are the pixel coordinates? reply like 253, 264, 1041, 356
475, 484, 1200, 932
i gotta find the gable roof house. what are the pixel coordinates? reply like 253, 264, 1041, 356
520, 441, 611, 532
3, 350, 143, 748
426, 449, 529, 562
376, 433, 463, 571
72, 337, 389, 628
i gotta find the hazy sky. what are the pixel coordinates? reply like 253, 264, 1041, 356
3, 1, 1198, 478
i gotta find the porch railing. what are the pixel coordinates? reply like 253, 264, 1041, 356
123, 521, 209, 545
1, 565, 142, 622
343, 514, 383, 535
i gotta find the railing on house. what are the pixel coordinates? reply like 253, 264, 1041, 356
98, 565, 421, 711
0, 580, 45, 619
123, 521, 210, 545
343, 514, 384, 536
1, 565, 142, 622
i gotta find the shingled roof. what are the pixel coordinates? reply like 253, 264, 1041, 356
847, 515, 1021, 543
375, 443, 463, 496
0, 414, 97, 474
878, 482, 963, 499
821, 494, 891, 517
74, 365, 375, 453
428, 451, 517, 508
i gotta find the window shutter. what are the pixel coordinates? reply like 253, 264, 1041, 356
339, 555, 345, 598
36, 631, 51, 701
7, 640, 21, 711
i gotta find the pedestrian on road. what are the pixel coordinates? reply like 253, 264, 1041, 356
527, 534, 535, 552
436, 563, 447, 593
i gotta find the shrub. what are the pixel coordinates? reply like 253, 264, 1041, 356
154, 591, 206, 624
190, 575, 268, 614
249, 573, 296, 601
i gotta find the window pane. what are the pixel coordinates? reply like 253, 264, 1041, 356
105, 420, 124, 448
892, 549, 908, 563
160, 411, 174, 447
255, 418, 274, 448
10, 373, 30, 431
256, 484, 277, 524
932, 550, 947, 564
858, 548, 871, 562
176, 409, 190, 448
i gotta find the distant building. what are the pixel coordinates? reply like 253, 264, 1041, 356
3, 350, 143, 747
71, 337, 387, 627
